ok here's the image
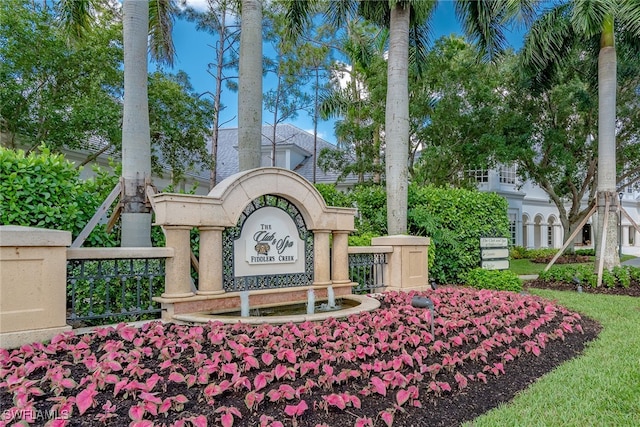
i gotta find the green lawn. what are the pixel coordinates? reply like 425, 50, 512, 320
466, 289, 640, 426
509, 255, 637, 276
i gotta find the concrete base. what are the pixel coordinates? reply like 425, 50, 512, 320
0, 325, 72, 349
154, 283, 355, 321
173, 294, 380, 325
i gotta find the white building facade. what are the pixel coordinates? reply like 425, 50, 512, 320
469, 165, 640, 255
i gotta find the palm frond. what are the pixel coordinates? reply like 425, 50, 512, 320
617, 0, 640, 38
454, 0, 507, 61
282, 0, 318, 42
408, 1, 436, 76
570, 0, 614, 38
57, 0, 97, 42
149, 0, 177, 66
520, 3, 577, 90
324, 0, 359, 29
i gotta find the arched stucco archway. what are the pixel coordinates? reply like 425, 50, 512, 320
152, 167, 356, 299
208, 168, 349, 231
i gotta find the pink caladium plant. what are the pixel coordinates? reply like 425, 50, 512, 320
0, 289, 590, 427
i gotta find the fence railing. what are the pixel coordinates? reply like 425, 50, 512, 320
65, 245, 391, 326
66, 248, 173, 326
348, 246, 392, 294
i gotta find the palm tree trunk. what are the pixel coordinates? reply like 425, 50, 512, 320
238, 0, 263, 171
595, 18, 620, 271
385, 4, 410, 235
121, 0, 152, 247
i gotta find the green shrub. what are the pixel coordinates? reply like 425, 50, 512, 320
526, 248, 560, 259
408, 185, 510, 283
463, 268, 523, 292
348, 232, 379, 247
539, 264, 640, 288
0, 146, 119, 246
575, 248, 596, 256
313, 183, 509, 283
510, 246, 528, 259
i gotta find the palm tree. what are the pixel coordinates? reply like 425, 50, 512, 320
121, 0, 176, 247
238, 0, 263, 171
286, 0, 535, 235
58, 0, 176, 247
522, 0, 640, 271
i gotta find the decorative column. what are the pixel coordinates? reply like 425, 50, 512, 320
635, 228, 640, 247
198, 226, 225, 295
331, 231, 351, 284
162, 226, 194, 298
540, 224, 549, 248
554, 224, 563, 248
526, 222, 535, 249
313, 230, 331, 286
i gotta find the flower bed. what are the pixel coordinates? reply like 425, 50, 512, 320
0, 288, 598, 427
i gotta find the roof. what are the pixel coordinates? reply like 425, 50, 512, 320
214, 123, 357, 185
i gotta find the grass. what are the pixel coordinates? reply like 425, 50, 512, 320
509, 255, 637, 276
466, 289, 640, 426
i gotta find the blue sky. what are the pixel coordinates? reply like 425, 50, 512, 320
168, 1, 527, 145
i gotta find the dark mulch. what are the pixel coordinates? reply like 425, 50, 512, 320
531, 255, 591, 264
1, 290, 607, 427
526, 280, 640, 297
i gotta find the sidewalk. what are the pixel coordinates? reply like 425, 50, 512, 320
622, 257, 640, 267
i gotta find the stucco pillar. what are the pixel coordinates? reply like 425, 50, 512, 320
371, 235, 430, 292
197, 226, 225, 295
163, 226, 194, 298
313, 230, 331, 286
526, 222, 535, 249
553, 224, 563, 248
0, 226, 72, 349
331, 231, 350, 284
540, 224, 549, 248
635, 228, 640, 247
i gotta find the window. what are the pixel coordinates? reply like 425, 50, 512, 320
466, 168, 488, 183
547, 225, 553, 247
500, 165, 517, 184
509, 213, 517, 246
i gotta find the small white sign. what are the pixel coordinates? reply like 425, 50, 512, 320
481, 260, 510, 270
480, 237, 509, 248
481, 248, 510, 259
245, 207, 298, 264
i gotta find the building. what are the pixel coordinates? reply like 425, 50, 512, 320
61, 124, 640, 254
467, 165, 640, 255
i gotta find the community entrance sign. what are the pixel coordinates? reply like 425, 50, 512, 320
235, 205, 306, 275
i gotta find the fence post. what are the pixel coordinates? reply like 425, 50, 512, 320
371, 235, 431, 292
0, 226, 72, 349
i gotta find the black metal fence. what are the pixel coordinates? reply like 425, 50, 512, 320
66, 257, 164, 326
348, 252, 388, 294
65, 248, 388, 326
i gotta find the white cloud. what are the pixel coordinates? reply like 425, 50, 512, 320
181, 0, 209, 12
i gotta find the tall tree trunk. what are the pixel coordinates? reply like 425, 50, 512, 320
238, 0, 262, 171
209, 4, 228, 191
385, 4, 410, 235
121, 0, 152, 247
595, 17, 620, 272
